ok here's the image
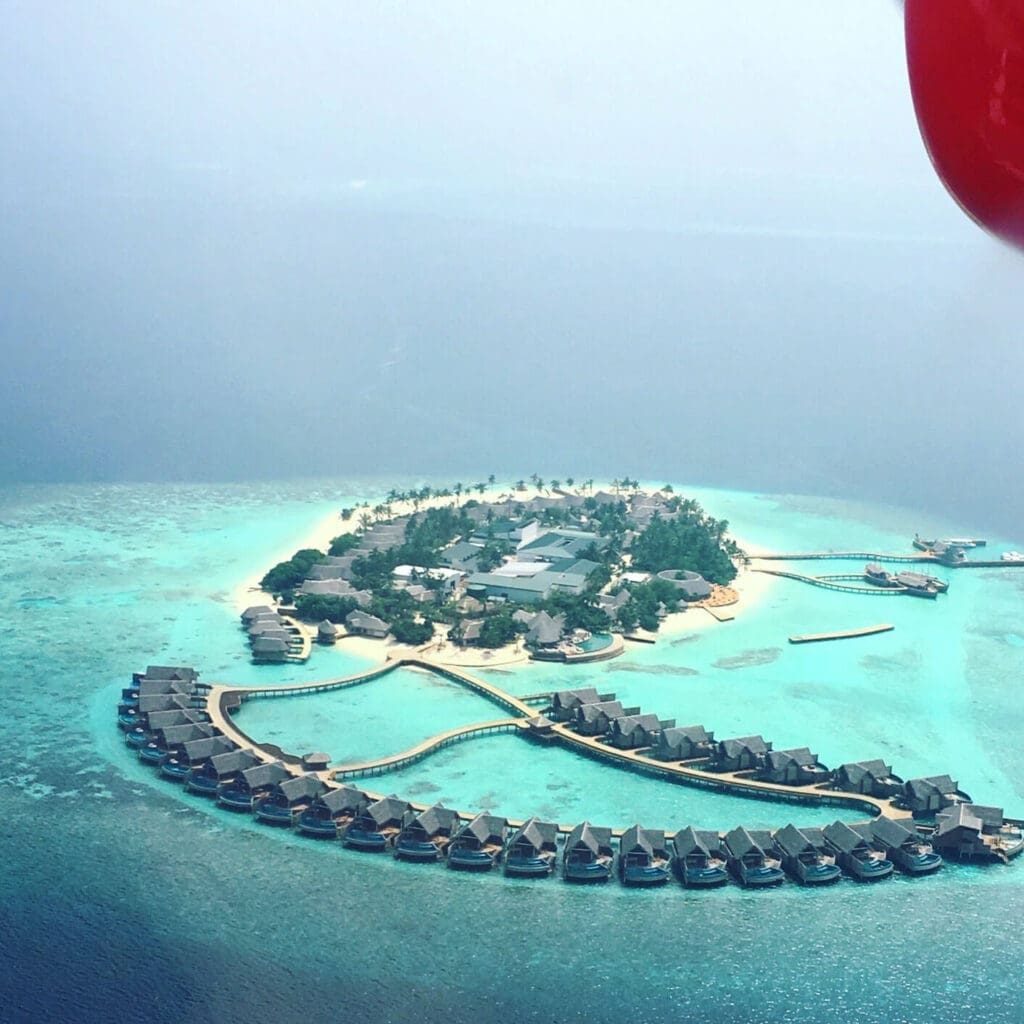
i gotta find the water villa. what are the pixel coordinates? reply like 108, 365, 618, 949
504, 817, 559, 877
608, 713, 669, 750
254, 774, 326, 826
563, 822, 614, 882
395, 804, 461, 862
296, 785, 368, 838
162, 736, 237, 782
822, 821, 894, 880
549, 687, 606, 722
672, 827, 729, 887
342, 795, 412, 851
758, 747, 829, 786
218, 760, 289, 811
185, 748, 261, 797
723, 827, 785, 888
831, 760, 903, 798
447, 813, 508, 871
903, 775, 970, 815
774, 824, 841, 885
617, 825, 672, 886
867, 816, 943, 875
932, 804, 1024, 863
652, 725, 715, 762
712, 736, 772, 773
574, 700, 629, 737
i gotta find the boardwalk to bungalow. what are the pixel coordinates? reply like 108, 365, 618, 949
201, 655, 909, 833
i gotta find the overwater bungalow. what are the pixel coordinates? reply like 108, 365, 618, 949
254, 774, 326, 826
137, 693, 194, 718
868, 816, 943, 874
822, 821, 894, 880
504, 817, 559, 877
652, 725, 715, 762
296, 785, 368, 837
617, 825, 672, 886
607, 713, 666, 750
251, 636, 289, 662
723, 827, 785, 887
671, 827, 729, 887
573, 700, 628, 737
138, 722, 215, 766
218, 760, 290, 811
758, 747, 829, 786
447, 813, 508, 871
773, 824, 841, 885
317, 619, 339, 644
162, 736, 237, 781
549, 687, 603, 721
185, 748, 261, 797
712, 736, 772, 773
933, 804, 1024, 863
902, 775, 970, 815
562, 822, 614, 882
240, 606, 276, 623
395, 804, 461, 862
342, 795, 412, 851
133, 665, 199, 688
831, 759, 903, 798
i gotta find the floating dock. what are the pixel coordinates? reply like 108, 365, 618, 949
789, 624, 895, 644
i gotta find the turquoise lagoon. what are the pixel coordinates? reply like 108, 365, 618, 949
3, 478, 1024, 1024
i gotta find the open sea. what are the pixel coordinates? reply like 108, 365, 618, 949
3, 477, 1024, 1024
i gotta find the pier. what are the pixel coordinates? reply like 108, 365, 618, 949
789, 624, 895, 644
753, 568, 909, 595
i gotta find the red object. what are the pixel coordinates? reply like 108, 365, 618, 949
906, 0, 1024, 249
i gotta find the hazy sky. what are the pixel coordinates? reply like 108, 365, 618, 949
2, 2, 1022, 532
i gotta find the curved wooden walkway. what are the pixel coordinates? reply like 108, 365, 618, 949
752, 551, 935, 564
199, 654, 915, 826
753, 568, 908, 595
548, 724, 909, 820
330, 718, 524, 779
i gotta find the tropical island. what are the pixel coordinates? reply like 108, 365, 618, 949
244, 478, 746, 664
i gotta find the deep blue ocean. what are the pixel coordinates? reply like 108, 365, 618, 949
3, 477, 1023, 1024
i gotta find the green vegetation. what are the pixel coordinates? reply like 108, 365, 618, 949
294, 594, 358, 622
327, 533, 361, 557
630, 507, 739, 584
261, 548, 327, 599
390, 616, 435, 645
477, 609, 518, 648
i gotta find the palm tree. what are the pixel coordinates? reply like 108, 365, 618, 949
453, 482, 463, 505
566, 476, 575, 490
487, 474, 495, 488
358, 511, 372, 531
515, 479, 526, 492
475, 482, 485, 496
550, 479, 561, 492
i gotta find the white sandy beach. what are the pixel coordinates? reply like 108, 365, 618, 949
232, 484, 778, 667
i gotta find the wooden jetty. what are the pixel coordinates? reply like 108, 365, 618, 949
789, 624, 894, 644
753, 568, 907, 595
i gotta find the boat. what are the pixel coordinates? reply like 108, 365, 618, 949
562, 822, 614, 882
1002, 551, 1024, 563
892, 571, 945, 598
394, 804, 460, 862
672, 827, 729, 887
503, 817, 558, 877
864, 564, 899, 588
447, 813, 507, 871
617, 825, 672, 886
723, 827, 785, 888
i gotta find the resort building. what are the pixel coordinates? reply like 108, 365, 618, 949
573, 700, 629, 736
395, 804, 461, 862
447, 813, 508, 871
723, 827, 785, 887
672, 827, 729, 887
504, 817, 559, 877
831, 760, 903, 797
218, 761, 290, 810
758, 747, 828, 786
773, 824, 841, 885
516, 528, 607, 562
655, 569, 713, 601
439, 540, 486, 573
933, 804, 1023, 862
712, 735, 773, 772
607, 713, 669, 750
549, 687, 605, 721
391, 565, 464, 596
651, 725, 715, 762
822, 821, 894, 880
563, 822, 614, 882
868, 816, 943, 874
524, 611, 565, 650
345, 610, 391, 639
617, 825, 672, 886
903, 775, 966, 814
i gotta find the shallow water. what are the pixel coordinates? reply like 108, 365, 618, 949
3, 477, 1024, 1024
